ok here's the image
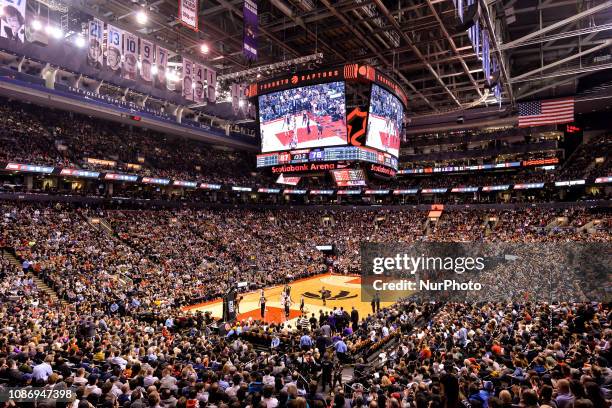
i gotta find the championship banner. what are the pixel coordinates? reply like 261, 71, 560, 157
106, 25, 123, 72
1, 0, 26, 42
87, 18, 104, 68
155, 46, 168, 89
140, 39, 154, 82
243, 0, 258, 61
207, 68, 216, 102
193, 63, 205, 103
182, 58, 194, 101
179, 0, 198, 30
123, 33, 138, 80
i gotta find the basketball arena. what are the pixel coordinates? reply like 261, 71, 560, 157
0, 1, 610, 408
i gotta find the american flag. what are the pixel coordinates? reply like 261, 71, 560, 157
518, 98, 574, 127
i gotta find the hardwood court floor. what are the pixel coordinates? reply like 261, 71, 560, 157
183, 273, 394, 326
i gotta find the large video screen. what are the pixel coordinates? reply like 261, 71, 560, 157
332, 169, 367, 187
258, 81, 347, 153
365, 84, 403, 157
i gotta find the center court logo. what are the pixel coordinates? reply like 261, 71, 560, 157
302, 290, 357, 300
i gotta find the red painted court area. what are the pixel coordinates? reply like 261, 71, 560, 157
238, 306, 303, 324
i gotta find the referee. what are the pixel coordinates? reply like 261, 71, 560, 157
259, 294, 267, 320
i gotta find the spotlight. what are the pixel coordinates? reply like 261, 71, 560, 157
31, 20, 42, 31
200, 43, 209, 54
256, 73, 261, 79
238, 100, 245, 108
137, 60, 142, 69
136, 10, 148, 24
47, 26, 63, 39
151, 65, 158, 75
75, 35, 86, 48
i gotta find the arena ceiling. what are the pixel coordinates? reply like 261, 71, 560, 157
75, 0, 612, 116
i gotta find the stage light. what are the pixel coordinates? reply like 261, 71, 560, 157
48, 26, 63, 39
256, 73, 261, 79
31, 19, 42, 31
238, 100, 245, 108
75, 35, 86, 48
136, 10, 148, 24
200, 43, 209, 54
151, 65, 158, 75
137, 60, 142, 69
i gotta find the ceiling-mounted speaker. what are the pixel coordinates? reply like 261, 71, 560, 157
454, 2, 480, 33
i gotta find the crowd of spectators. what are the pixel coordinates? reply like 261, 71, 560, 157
0, 98, 261, 186
0, 99, 608, 196
0, 203, 609, 408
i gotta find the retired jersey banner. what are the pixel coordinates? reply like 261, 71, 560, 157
182, 58, 194, 101
243, 0, 257, 61
123, 33, 138, 80
106, 25, 122, 71
155, 46, 168, 90
179, 0, 198, 30
140, 39, 154, 82
207, 68, 216, 102
87, 18, 104, 69
1, 0, 26, 42
193, 63, 205, 103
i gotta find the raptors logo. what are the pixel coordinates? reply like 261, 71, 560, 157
291, 75, 299, 85
302, 290, 358, 300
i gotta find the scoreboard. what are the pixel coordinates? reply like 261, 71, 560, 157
256, 145, 398, 170
332, 169, 367, 187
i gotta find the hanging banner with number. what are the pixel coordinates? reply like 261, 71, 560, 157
207, 68, 216, 102
243, 0, 257, 60
87, 18, 104, 69
179, 0, 198, 30
1, 0, 26, 43
123, 33, 138, 80
106, 25, 123, 72
156, 46, 168, 90
182, 58, 194, 101
140, 39, 154, 82
193, 63, 205, 103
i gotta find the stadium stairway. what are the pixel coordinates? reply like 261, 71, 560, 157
546, 216, 568, 233
578, 219, 605, 233
0, 249, 66, 306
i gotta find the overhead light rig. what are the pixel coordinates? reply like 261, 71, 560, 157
218, 53, 324, 83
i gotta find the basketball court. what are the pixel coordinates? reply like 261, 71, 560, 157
183, 273, 394, 326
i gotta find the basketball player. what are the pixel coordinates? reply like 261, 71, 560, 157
283, 294, 292, 319
289, 117, 298, 149
300, 294, 305, 313
302, 110, 308, 126
317, 121, 323, 139
236, 296, 243, 315
321, 286, 328, 306
283, 114, 291, 130
259, 291, 267, 320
